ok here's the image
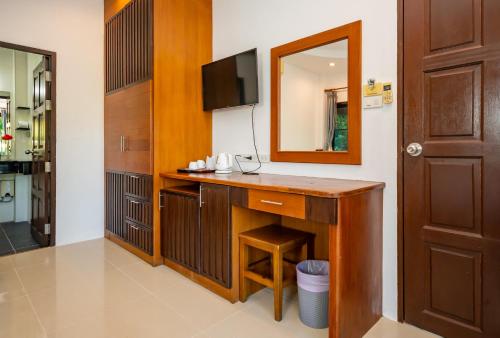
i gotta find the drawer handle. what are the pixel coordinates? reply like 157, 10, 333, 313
129, 175, 139, 179
260, 199, 283, 206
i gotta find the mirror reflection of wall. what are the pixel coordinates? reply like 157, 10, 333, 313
280, 39, 348, 152
0, 47, 43, 161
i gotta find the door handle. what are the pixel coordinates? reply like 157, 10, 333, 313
406, 143, 423, 157
120, 136, 124, 152
159, 192, 166, 210
122, 136, 127, 152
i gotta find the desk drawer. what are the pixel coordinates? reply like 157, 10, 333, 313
125, 197, 152, 228
248, 189, 305, 219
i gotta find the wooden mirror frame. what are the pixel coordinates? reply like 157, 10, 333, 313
271, 20, 362, 164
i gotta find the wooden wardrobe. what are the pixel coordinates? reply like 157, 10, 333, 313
104, 0, 212, 265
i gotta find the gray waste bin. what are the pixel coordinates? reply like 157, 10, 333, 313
296, 260, 329, 329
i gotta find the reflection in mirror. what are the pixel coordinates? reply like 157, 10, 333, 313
280, 39, 348, 152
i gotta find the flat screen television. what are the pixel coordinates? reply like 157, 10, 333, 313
202, 49, 259, 111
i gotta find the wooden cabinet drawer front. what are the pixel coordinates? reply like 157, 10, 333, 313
248, 189, 305, 219
125, 220, 153, 255
125, 197, 152, 228
125, 173, 152, 200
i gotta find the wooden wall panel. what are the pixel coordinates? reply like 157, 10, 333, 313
152, 0, 213, 264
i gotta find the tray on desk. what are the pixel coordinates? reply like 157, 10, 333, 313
177, 168, 216, 174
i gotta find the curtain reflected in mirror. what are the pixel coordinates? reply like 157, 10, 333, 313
279, 39, 348, 152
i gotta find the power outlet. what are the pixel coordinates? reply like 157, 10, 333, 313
235, 154, 270, 163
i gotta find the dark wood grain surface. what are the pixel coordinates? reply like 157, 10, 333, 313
402, 0, 500, 337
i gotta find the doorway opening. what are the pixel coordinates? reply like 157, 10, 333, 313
0, 41, 56, 256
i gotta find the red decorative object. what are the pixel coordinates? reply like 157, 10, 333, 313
1, 134, 13, 140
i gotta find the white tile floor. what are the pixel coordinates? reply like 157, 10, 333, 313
0, 238, 440, 338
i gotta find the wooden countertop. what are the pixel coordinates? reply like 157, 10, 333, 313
160, 172, 385, 198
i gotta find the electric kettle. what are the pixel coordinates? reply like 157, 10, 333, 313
215, 153, 233, 174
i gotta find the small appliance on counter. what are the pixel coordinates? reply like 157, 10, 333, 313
215, 152, 233, 174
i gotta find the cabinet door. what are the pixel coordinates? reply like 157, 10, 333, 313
105, 171, 125, 238
200, 184, 231, 288
104, 81, 152, 175
161, 191, 200, 272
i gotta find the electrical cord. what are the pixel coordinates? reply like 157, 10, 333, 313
235, 104, 261, 175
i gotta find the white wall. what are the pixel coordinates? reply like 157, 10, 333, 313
0, 48, 14, 96
280, 62, 321, 151
0, 0, 104, 245
213, 0, 398, 319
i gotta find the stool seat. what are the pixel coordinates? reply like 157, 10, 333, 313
239, 224, 315, 321
239, 224, 315, 248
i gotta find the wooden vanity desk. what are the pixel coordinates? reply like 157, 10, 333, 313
160, 172, 384, 338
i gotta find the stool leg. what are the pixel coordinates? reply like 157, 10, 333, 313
239, 241, 249, 302
273, 249, 284, 321
306, 237, 315, 259
301, 242, 308, 261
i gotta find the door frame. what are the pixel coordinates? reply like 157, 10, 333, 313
396, 0, 405, 322
0, 40, 57, 247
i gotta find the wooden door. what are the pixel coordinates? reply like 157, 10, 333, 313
403, 1, 500, 337
31, 57, 52, 246
161, 189, 200, 272
200, 183, 231, 288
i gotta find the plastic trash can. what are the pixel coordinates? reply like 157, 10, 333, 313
296, 260, 329, 329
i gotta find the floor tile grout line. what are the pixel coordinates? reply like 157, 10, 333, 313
104, 247, 221, 336
110, 259, 198, 327
0, 223, 16, 254
119, 260, 247, 335
12, 266, 48, 337
101, 240, 304, 337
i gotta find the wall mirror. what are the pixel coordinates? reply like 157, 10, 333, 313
271, 21, 361, 164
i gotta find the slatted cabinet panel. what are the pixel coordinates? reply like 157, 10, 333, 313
200, 184, 232, 288
125, 173, 153, 201
125, 196, 152, 227
125, 220, 153, 255
106, 170, 153, 254
161, 189, 201, 272
105, 0, 152, 93
106, 171, 125, 238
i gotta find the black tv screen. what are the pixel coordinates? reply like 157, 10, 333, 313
202, 49, 259, 111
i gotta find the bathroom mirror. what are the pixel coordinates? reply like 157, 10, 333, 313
271, 21, 361, 164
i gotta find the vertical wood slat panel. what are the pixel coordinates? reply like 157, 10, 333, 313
106, 170, 152, 255
162, 191, 201, 272
200, 184, 232, 288
106, 171, 125, 238
104, 0, 152, 94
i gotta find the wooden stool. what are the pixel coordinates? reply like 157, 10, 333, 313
239, 225, 315, 321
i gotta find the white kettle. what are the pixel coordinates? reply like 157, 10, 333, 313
215, 153, 233, 174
